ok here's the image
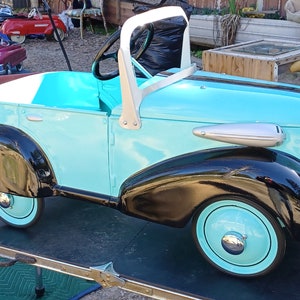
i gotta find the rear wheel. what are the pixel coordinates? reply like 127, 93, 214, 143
10, 35, 26, 44
0, 194, 44, 228
4, 64, 11, 75
16, 63, 23, 72
53, 28, 65, 42
192, 196, 286, 277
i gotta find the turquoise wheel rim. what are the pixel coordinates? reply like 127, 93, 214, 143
0, 195, 41, 227
195, 200, 281, 276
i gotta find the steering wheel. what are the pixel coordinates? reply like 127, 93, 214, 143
28, 8, 42, 19
92, 24, 154, 81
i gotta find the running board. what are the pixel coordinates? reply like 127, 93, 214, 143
0, 246, 208, 300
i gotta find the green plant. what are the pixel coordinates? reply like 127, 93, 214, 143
226, 0, 247, 15
228, 0, 237, 14
192, 49, 203, 59
89, 22, 117, 35
192, 7, 220, 15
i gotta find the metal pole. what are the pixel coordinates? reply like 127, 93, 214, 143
42, 0, 72, 71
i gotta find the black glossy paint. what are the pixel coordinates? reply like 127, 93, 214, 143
54, 185, 119, 209
120, 147, 300, 239
0, 125, 56, 197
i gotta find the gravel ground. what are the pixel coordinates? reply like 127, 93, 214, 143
22, 28, 107, 73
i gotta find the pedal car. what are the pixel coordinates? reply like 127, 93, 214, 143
0, 7, 67, 43
0, 38, 26, 74
0, 6, 300, 278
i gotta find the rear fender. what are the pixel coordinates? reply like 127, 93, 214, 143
120, 147, 300, 239
0, 125, 56, 197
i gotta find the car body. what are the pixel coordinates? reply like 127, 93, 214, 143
0, 40, 26, 74
0, 8, 67, 43
0, 6, 300, 278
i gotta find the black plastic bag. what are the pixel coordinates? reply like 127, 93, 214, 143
133, 0, 193, 75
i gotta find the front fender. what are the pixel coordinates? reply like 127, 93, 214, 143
43, 24, 55, 35
44, 24, 55, 35
120, 147, 300, 239
44, 20, 65, 35
0, 125, 56, 197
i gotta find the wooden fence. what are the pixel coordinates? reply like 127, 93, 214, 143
33, 0, 287, 24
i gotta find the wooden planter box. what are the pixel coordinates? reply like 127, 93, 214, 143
190, 15, 300, 48
202, 39, 300, 81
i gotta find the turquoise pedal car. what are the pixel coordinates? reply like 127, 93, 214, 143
0, 6, 300, 278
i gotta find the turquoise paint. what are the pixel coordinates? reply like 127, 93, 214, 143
1, 72, 100, 109
1, 70, 300, 197
195, 200, 280, 275
19, 106, 111, 194
0, 196, 40, 227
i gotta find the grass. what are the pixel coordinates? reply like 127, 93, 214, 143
191, 49, 203, 59
88, 21, 118, 35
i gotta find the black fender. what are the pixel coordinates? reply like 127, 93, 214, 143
0, 125, 56, 197
120, 146, 300, 239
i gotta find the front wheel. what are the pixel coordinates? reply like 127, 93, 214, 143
53, 28, 65, 42
0, 194, 44, 228
192, 197, 286, 277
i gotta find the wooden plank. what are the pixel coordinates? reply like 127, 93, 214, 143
202, 40, 300, 81
203, 51, 276, 80
104, 0, 134, 25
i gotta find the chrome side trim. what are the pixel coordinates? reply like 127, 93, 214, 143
26, 114, 43, 122
193, 123, 285, 147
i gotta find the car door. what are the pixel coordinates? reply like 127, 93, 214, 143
18, 105, 111, 195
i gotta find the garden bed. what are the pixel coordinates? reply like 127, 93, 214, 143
189, 14, 300, 48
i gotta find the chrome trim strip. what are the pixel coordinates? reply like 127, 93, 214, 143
193, 123, 285, 147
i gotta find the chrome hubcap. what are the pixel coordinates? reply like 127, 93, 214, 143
0, 193, 13, 208
221, 231, 247, 255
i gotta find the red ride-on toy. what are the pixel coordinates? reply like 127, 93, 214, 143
0, 38, 26, 74
0, 7, 67, 43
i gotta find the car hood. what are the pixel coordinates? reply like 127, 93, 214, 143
113, 71, 300, 127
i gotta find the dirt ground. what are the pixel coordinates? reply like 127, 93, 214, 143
22, 28, 108, 73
